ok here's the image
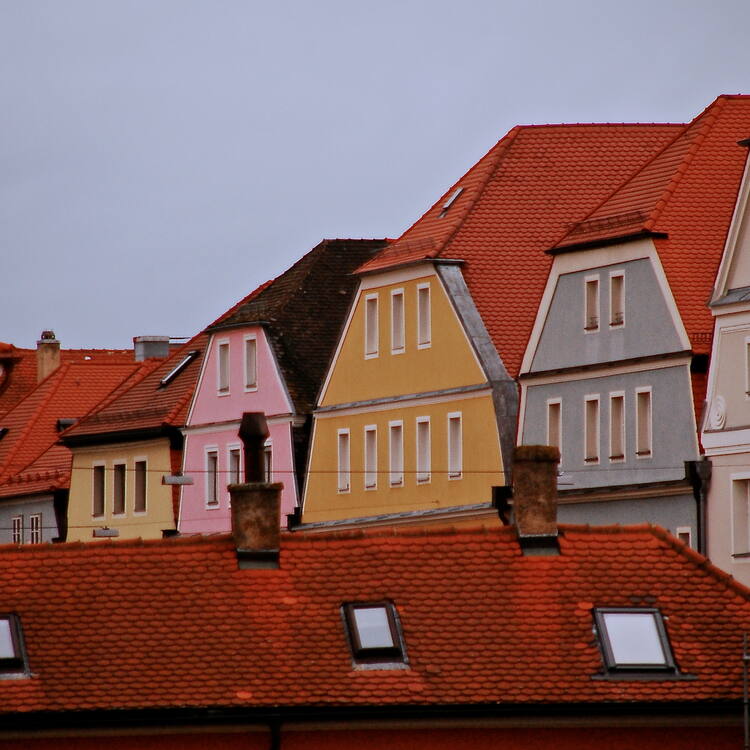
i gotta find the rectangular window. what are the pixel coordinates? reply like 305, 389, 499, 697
636, 387, 652, 457
733, 479, 750, 555
745, 337, 750, 396
416, 417, 431, 483
113, 463, 126, 515
676, 526, 692, 547
244, 336, 257, 390
448, 412, 462, 479
391, 289, 405, 353
29, 514, 41, 545
11, 517, 22, 545
93, 464, 105, 517
365, 294, 379, 357
134, 460, 147, 513
343, 602, 405, 664
417, 283, 431, 348
584, 396, 600, 463
263, 441, 273, 483
546, 399, 562, 452
609, 392, 625, 461
229, 447, 241, 485
0, 615, 27, 673
585, 276, 599, 331
610, 271, 625, 327
364, 425, 377, 490
337, 430, 350, 492
389, 421, 404, 486
206, 449, 219, 506
217, 340, 230, 393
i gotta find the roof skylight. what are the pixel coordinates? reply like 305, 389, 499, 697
158, 350, 199, 389
0, 615, 27, 675
343, 602, 406, 665
439, 187, 464, 217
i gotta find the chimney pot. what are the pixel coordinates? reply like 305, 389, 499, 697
229, 482, 283, 569
513, 445, 560, 553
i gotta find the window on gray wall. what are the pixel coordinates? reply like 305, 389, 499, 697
29, 514, 41, 545
11, 516, 22, 545
584, 396, 600, 463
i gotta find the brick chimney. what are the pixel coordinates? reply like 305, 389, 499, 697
512, 445, 560, 555
36, 330, 61, 383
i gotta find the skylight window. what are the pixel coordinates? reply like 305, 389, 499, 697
439, 187, 464, 217
343, 602, 405, 664
159, 350, 199, 388
594, 608, 675, 673
0, 615, 27, 674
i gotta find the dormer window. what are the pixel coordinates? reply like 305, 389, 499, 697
0, 615, 28, 675
343, 602, 406, 665
594, 608, 676, 673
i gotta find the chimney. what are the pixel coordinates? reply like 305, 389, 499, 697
36, 330, 61, 382
229, 411, 281, 569
512, 445, 560, 555
133, 335, 170, 361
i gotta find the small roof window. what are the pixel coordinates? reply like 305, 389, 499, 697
0, 615, 28, 675
594, 608, 675, 672
158, 350, 199, 388
439, 187, 464, 218
343, 602, 406, 665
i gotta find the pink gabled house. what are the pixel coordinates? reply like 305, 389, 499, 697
178, 238, 387, 534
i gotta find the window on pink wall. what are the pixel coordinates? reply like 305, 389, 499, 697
206, 450, 219, 506
244, 336, 257, 390
217, 341, 230, 394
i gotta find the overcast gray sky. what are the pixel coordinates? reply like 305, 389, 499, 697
2, 0, 749, 349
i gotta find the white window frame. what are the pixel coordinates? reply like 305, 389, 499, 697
217, 339, 230, 395
364, 293, 379, 359
263, 439, 273, 483
732, 474, 750, 558
11, 516, 22, 545
584, 275, 600, 333
389, 420, 404, 487
635, 386, 653, 458
92, 461, 106, 518
417, 282, 431, 349
133, 457, 148, 515
546, 398, 562, 455
337, 429, 350, 493
675, 526, 692, 548
227, 443, 242, 486
29, 514, 41, 545
112, 460, 127, 517
584, 395, 600, 464
745, 336, 750, 399
205, 447, 220, 508
243, 334, 258, 391
416, 416, 431, 484
390, 288, 405, 354
447, 412, 463, 480
609, 271, 625, 328
363, 425, 377, 490
609, 391, 626, 462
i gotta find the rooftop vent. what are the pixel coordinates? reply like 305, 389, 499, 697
56, 418, 77, 432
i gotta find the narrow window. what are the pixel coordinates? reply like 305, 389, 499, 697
229, 447, 241, 485
217, 340, 230, 393
609, 393, 625, 461
585, 276, 599, 331
416, 417, 431, 483
244, 336, 257, 389
93, 464, 105, 517
417, 283, 431, 348
206, 449, 219, 506
389, 421, 404, 486
745, 338, 750, 396
636, 388, 652, 457
733, 479, 750, 555
391, 289, 405, 354
676, 526, 692, 547
263, 441, 273, 483
610, 272, 624, 327
29, 514, 41, 545
364, 425, 377, 490
11, 517, 22, 545
546, 399, 562, 452
364, 294, 379, 357
584, 396, 600, 463
448, 413, 463, 479
337, 430, 350, 492
134, 460, 147, 513
0, 615, 27, 673
113, 463, 126, 515
343, 602, 405, 664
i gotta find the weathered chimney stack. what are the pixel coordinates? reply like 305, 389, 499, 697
133, 335, 170, 361
36, 330, 60, 383
512, 445, 560, 555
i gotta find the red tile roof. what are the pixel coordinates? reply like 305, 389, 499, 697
358, 123, 684, 378
0, 523, 748, 717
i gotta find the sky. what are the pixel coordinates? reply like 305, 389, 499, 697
2, 0, 750, 349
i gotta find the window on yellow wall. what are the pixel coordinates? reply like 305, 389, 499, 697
365, 294, 379, 358
391, 289, 405, 354
92, 464, 105, 517
113, 463, 126, 515
417, 283, 431, 348
364, 426, 377, 490
447, 413, 462, 479
416, 417, 431, 483
134, 460, 147, 513
337, 430, 350, 492
389, 421, 404, 486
